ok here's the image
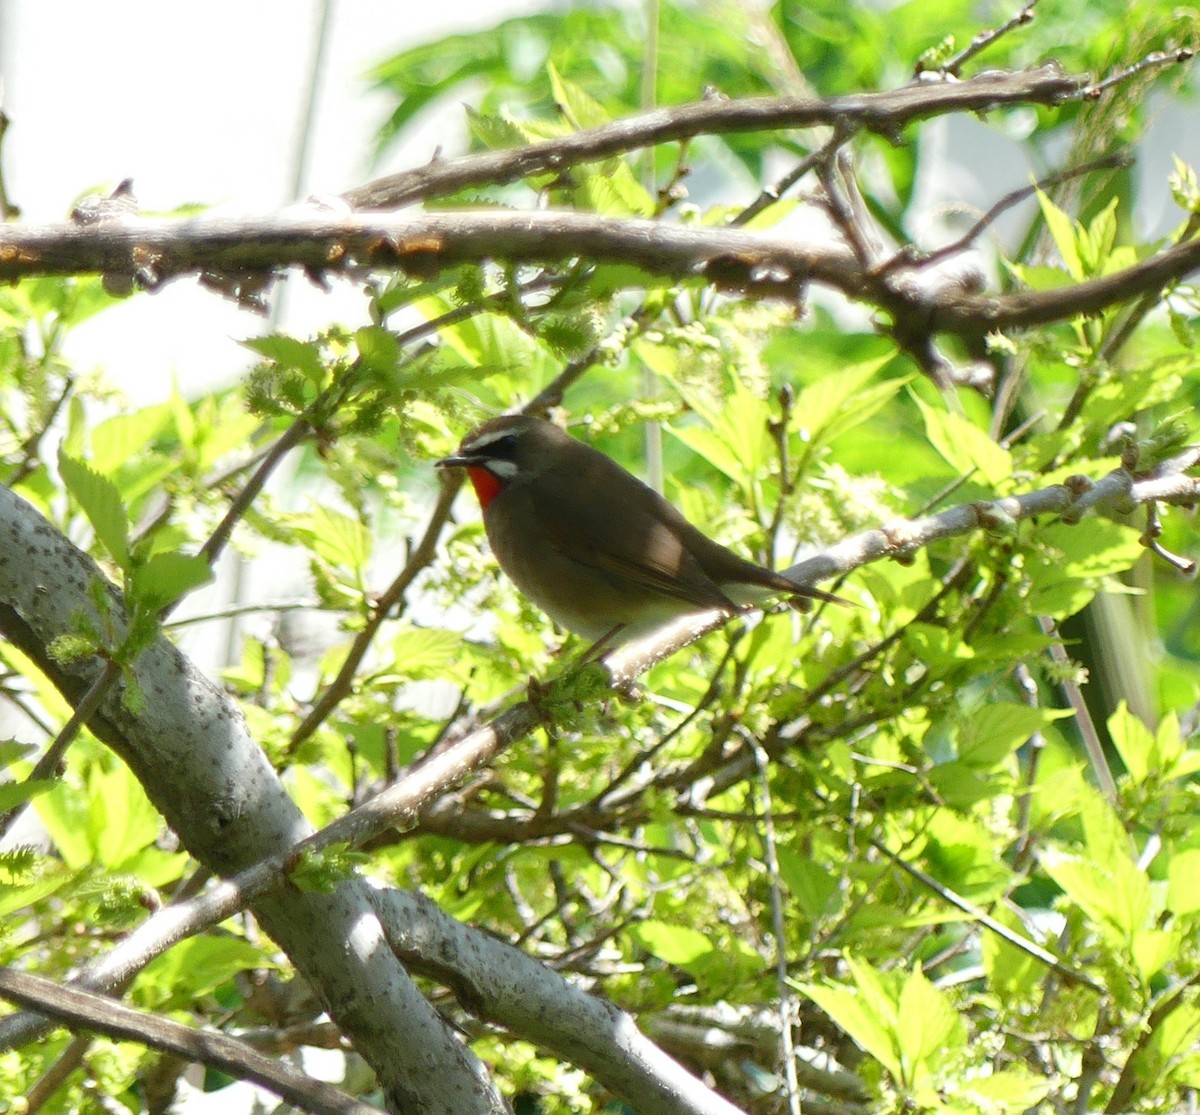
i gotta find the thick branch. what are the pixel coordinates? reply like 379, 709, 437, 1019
0, 486, 505, 1115
370, 885, 744, 1115
3, 208, 1198, 339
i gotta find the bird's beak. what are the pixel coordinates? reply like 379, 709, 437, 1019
435, 453, 472, 469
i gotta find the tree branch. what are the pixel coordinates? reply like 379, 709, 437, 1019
0, 968, 375, 1115
343, 65, 1083, 210
0, 486, 507, 1115
4, 207, 1200, 342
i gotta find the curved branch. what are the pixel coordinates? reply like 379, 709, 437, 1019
344, 65, 1083, 210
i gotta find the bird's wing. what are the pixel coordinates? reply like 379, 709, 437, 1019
524, 457, 740, 612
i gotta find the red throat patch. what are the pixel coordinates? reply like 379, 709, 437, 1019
466, 466, 504, 509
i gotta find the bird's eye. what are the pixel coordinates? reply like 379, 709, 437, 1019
482, 434, 518, 459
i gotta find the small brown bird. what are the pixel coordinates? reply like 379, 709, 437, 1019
437, 414, 843, 649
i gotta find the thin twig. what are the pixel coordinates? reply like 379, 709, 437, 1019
752, 741, 801, 1115
197, 415, 312, 569
1076, 48, 1196, 100
1036, 614, 1118, 800
874, 150, 1130, 279
288, 470, 461, 751
870, 839, 1103, 993
929, 0, 1038, 78
0, 659, 121, 842
344, 66, 1084, 210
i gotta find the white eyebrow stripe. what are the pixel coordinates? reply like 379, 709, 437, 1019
463, 426, 519, 451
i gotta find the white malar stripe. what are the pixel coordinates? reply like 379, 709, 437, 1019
487, 459, 519, 478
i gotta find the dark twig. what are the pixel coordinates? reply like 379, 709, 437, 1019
730, 128, 850, 229
874, 150, 1131, 279
870, 839, 1102, 992
0, 107, 18, 220
288, 469, 462, 751
0, 659, 121, 842
198, 415, 313, 569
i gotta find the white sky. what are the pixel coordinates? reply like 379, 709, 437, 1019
0, 0, 548, 398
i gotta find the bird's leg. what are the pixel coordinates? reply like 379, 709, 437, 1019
577, 624, 626, 665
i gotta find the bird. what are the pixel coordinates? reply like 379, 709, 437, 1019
436, 414, 845, 652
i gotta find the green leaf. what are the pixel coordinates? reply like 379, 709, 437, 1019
0, 778, 53, 815
57, 448, 131, 571
1109, 704, 1200, 786
1167, 849, 1200, 916
1109, 700, 1156, 783
307, 506, 372, 573
796, 956, 903, 1082
244, 334, 327, 384
894, 963, 966, 1085
912, 394, 1012, 487
790, 356, 901, 444
1040, 846, 1149, 947
129, 552, 213, 612
777, 845, 838, 919
136, 935, 272, 1009
1036, 188, 1085, 280
632, 921, 714, 968
89, 404, 173, 477
954, 703, 1069, 769
383, 626, 460, 679
35, 757, 161, 871
0, 739, 36, 770
953, 1068, 1051, 1113
355, 325, 401, 378
548, 62, 611, 130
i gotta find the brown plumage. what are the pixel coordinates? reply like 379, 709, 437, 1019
437, 414, 842, 646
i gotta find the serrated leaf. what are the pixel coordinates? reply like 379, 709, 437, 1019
243, 334, 326, 384
791, 356, 899, 443
895, 963, 966, 1083
355, 325, 401, 378
387, 626, 460, 677
797, 956, 903, 1082
912, 394, 1012, 486
956, 703, 1069, 769
1040, 846, 1149, 946
466, 106, 541, 151
307, 506, 372, 572
548, 63, 611, 130
58, 448, 131, 570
